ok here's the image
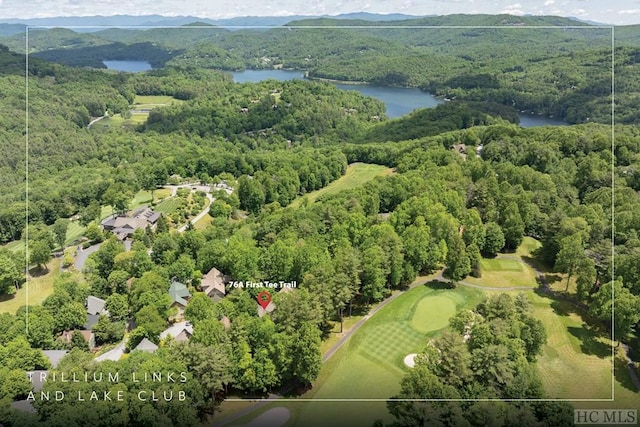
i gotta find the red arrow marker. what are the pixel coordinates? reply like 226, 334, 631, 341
256, 291, 272, 310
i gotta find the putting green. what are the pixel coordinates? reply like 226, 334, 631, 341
410, 295, 457, 333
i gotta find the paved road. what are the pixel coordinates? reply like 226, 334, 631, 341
178, 193, 214, 233
74, 243, 102, 271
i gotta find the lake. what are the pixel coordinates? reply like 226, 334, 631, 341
231, 69, 568, 126
103, 60, 152, 73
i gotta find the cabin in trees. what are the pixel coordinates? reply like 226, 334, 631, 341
60, 330, 96, 351
101, 206, 161, 240
133, 338, 158, 353
168, 280, 191, 320
200, 267, 228, 302
85, 295, 108, 330
160, 321, 193, 343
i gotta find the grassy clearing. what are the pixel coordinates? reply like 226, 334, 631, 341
289, 163, 393, 208
154, 188, 172, 200
2, 239, 25, 254
531, 292, 613, 399
530, 291, 640, 411
0, 257, 61, 315
64, 221, 86, 246
130, 190, 153, 209
193, 213, 213, 230
133, 95, 182, 106
515, 236, 542, 257
464, 256, 538, 288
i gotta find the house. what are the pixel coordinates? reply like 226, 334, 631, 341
87, 296, 107, 315
200, 267, 227, 302
42, 350, 69, 369
133, 338, 158, 353
101, 206, 161, 240
23, 350, 69, 396
60, 330, 96, 351
168, 280, 191, 320
85, 296, 108, 330
160, 321, 193, 343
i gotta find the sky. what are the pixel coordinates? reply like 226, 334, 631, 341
0, 0, 639, 25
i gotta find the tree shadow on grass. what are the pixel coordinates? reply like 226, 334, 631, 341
424, 280, 454, 290
28, 266, 49, 278
614, 355, 639, 393
0, 293, 16, 303
567, 325, 612, 358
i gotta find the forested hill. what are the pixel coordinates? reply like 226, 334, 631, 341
1, 14, 633, 125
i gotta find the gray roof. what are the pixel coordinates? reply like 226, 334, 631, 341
134, 338, 159, 353
84, 314, 101, 331
86, 296, 106, 315
42, 350, 68, 368
11, 399, 36, 413
27, 370, 48, 392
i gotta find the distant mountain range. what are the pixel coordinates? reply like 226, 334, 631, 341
0, 13, 423, 33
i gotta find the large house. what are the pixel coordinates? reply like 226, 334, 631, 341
200, 267, 227, 302
101, 206, 161, 240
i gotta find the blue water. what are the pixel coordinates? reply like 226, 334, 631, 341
103, 60, 152, 73
231, 69, 568, 126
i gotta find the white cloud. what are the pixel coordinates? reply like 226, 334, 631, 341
544, 0, 554, 6
618, 8, 640, 14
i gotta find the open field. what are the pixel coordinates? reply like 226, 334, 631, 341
289, 163, 393, 208
154, 188, 172, 200
0, 257, 62, 315
464, 255, 538, 288
64, 221, 86, 246
530, 291, 640, 411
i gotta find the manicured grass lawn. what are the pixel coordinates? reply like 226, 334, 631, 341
464, 256, 538, 288
155, 198, 181, 214
133, 95, 181, 105
0, 257, 61, 315
230, 285, 482, 427
130, 190, 153, 209
64, 221, 86, 246
2, 239, 25, 254
289, 163, 393, 208
410, 295, 457, 333
531, 292, 613, 399
530, 291, 640, 412
154, 188, 172, 200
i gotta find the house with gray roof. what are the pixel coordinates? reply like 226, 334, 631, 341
86, 295, 107, 316
134, 338, 158, 353
101, 206, 161, 240
168, 280, 191, 320
160, 321, 193, 343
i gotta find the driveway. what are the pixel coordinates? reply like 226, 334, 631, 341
74, 243, 102, 271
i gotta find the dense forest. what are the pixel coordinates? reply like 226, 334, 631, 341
0, 14, 638, 426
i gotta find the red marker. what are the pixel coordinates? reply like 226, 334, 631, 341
256, 291, 272, 310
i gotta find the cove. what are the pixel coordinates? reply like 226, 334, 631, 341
231, 69, 568, 126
